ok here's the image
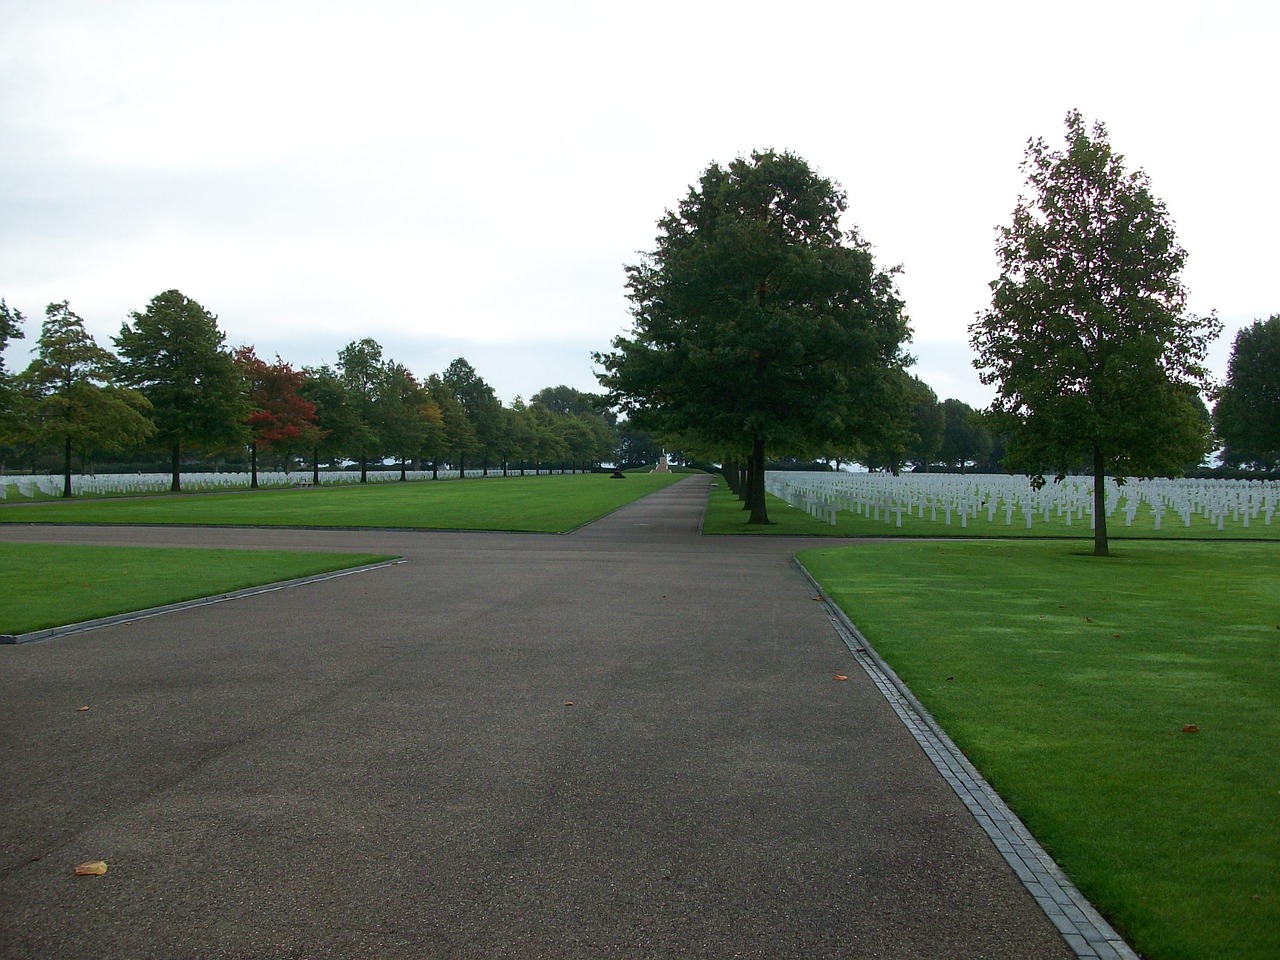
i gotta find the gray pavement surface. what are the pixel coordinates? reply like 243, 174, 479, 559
2, 476, 1077, 959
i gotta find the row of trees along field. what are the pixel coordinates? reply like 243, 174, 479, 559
0, 289, 651, 495
597, 115, 1277, 554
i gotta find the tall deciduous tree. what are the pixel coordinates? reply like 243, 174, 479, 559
1213, 315, 1280, 469
427, 373, 478, 477
114, 290, 248, 491
233, 346, 319, 487
299, 364, 358, 483
442, 358, 502, 476
906, 378, 945, 471
336, 338, 386, 482
378, 362, 444, 480
595, 150, 911, 523
970, 111, 1220, 556
937, 399, 992, 473
20, 302, 153, 496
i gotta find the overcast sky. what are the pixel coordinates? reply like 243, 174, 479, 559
2, 0, 1275, 409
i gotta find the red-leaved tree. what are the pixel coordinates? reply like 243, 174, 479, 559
233, 346, 321, 487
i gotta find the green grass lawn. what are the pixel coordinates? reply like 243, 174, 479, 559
0, 472, 684, 533
0, 543, 394, 635
703, 483, 1280, 540
798, 539, 1280, 960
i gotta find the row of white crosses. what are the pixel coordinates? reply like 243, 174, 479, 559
764, 472, 1278, 531
0, 468, 493, 499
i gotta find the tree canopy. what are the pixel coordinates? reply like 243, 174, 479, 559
1213, 314, 1280, 469
596, 149, 911, 522
970, 110, 1220, 555
233, 346, 320, 487
20, 302, 153, 496
114, 290, 248, 491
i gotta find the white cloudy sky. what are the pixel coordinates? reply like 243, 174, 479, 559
2, 0, 1275, 408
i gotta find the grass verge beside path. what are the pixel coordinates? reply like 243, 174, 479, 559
0, 473, 684, 533
702, 483, 1280, 540
1, 543, 393, 635
799, 539, 1279, 960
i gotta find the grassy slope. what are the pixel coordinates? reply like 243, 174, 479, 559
0, 472, 684, 533
799, 539, 1280, 960
1, 543, 392, 634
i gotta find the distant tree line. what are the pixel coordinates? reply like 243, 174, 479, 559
0, 290, 644, 496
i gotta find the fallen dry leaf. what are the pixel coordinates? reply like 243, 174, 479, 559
1112, 633, 1122, 638
1085, 617, 1094, 623
75, 861, 107, 876
563, 701, 574, 707
833, 674, 848, 682
76, 706, 89, 713
1182, 724, 1200, 734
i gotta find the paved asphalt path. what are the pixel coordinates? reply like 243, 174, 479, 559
1, 476, 1073, 959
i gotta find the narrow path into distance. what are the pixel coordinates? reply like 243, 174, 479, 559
1, 476, 1076, 959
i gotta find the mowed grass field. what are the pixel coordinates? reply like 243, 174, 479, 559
0, 472, 684, 533
799, 539, 1280, 960
0, 543, 393, 635
702, 482, 1280, 540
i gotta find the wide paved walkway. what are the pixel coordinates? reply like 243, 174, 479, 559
1, 477, 1074, 958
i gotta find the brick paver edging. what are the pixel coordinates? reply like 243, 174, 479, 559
795, 561, 1140, 960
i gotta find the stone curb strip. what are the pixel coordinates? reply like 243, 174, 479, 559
1, 558, 405, 645
794, 560, 1140, 960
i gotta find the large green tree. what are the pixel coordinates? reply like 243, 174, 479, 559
427, 373, 478, 477
299, 364, 360, 483
1213, 315, 1280, 469
595, 150, 912, 523
20, 302, 153, 496
114, 290, 248, 491
970, 111, 1220, 556
335, 338, 386, 482
378, 362, 444, 480
442, 358, 503, 476
937, 398, 993, 473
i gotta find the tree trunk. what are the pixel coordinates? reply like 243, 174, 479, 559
458, 453, 466, 479
311, 449, 320, 485
720, 459, 739, 496
747, 436, 770, 524
62, 434, 73, 498
1093, 444, 1109, 557
250, 442, 259, 489
399, 460, 407, 481
360, 453, 368, 483
170, 443, 182, 492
